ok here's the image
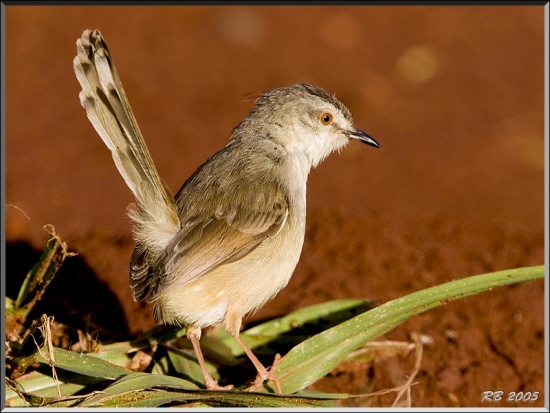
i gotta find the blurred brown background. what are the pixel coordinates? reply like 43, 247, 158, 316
5, 5, 545, 407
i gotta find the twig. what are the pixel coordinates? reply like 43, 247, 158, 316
35, 315, 61, 396
391, 332, 425, 407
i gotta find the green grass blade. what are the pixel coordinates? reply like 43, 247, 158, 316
96, 390, 340, 408
201, 298, 372, 367
89, 341, 135, 368
14, 226, 72, 310
77, 372, 340, 407
77, 372, 198, 407
275, 265, 544, 393
87, 389, 198, 408
34, 345, 131, 380
5, 370, 103, 407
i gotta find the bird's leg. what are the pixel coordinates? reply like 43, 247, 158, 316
188, 327, 233, 391
233, 334, 283, 394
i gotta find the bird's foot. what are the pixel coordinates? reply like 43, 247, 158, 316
246, 353, 282, 394
204, 375, 234, 391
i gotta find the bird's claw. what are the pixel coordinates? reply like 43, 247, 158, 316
246, 353, 283, 394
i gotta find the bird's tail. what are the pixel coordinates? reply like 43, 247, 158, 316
73, 29, 180, 253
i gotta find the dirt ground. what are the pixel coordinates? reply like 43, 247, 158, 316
5, 5, 546, 408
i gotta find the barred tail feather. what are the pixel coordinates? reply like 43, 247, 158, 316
73, 29, 180, 252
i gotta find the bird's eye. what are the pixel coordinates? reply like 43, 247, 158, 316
320, 112, 333, 125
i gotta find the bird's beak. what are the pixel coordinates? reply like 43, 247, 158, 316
348, 128, 380, 149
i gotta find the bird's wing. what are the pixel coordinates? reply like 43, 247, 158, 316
132, 182, 289, 301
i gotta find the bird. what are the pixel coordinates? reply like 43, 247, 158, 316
73, 29, 379, 393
